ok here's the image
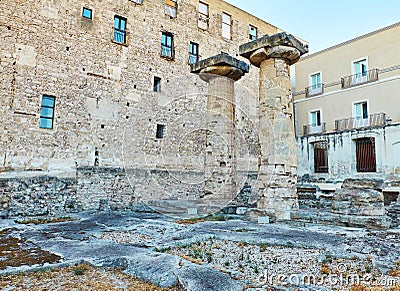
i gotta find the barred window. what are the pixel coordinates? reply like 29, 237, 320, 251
356, 138, 376, 172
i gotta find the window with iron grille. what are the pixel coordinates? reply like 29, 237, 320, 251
313, 141, 328, 173
113, 15, 126, 44
161, 32, 174, 59
189, 42, 199, 64
356, 138, 376, 172
156, 124, 165, 139
249, 25, 257, 40
39, 95, 55, 129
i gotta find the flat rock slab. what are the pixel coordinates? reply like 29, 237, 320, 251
176, 264, 242, 291
1, 211, 399, 290
125, 253, 181, 288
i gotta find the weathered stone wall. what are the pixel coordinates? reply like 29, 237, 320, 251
0, 0, 272, 212
0, 167, 257, 217
297, 123, 400, 186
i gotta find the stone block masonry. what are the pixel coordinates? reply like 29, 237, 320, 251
191, 53, 249, 209
0, 167, 258, 217
0, 0, 275, 214
240, 33, 308, 220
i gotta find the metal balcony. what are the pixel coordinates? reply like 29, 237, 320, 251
303, 123, 326, 136
341, 69, 379, 88
189, 53, 200, 64
335, 112, 387, 132
113, 28, 126, 44
161, 45, 175, 59
165, 0, 178, 18
305, 84, 324, 97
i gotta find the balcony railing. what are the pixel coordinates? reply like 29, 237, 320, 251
161, 45, 175, 59
189, 53, 200, 64
165, 0, 178, 18
198, 14, 209, 30
335, 112, 387, 132
341, 69, 379, 88
303, 123, 326, 136
305, 84, 324, 97
113, 28, 126, 44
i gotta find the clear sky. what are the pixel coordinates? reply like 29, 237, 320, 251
225, 0, 400, 53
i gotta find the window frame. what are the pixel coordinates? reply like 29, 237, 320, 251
309, 109, 322, 127
156, 124, 166, 139
161, 31, 174, 59
153, 76, 161, 92
249, 24, 257, 40
309, 71, 322, 89
313, 141, 329, 174
221, 12, 232, 39
355, 137, 377, 173
352, 100, 369, 128
82, 7, 93, 19
165, 0, 177, 18
113, 15, 127, 44
351, 57, 368, 85
39, 95, 56, 130
198, 2, 209, 30
189, 42, 199, 64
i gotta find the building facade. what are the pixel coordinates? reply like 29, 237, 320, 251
0, 0, 291, 216
293, 22, 400, 206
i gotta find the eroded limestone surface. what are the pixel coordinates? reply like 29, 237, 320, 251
0, 212, 399, 290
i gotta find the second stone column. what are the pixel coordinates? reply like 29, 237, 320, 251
240, 33, 308, 220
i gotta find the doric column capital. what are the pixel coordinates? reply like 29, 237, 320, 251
199, 66, 244, 82
239, 32, 308, 67
190, 53, 249, 82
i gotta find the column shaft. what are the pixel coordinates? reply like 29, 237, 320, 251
258, 58, 297, 220
204, 76, 236, 202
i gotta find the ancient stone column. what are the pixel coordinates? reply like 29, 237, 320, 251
191, 54, 249, 208
240, 33, 308, 220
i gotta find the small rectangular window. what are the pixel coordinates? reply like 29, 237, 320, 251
356, 138, 376, 172
354, 59, 368, 77
154, 76, 161, 92
113, 15, 127, 44
249, 25, 257, 40
198, 2, 209, 30
165, 0, 177, 18
352, 58, 368, 85
161, 32, 174, 59
39, 95, 55, 129
308, 72, 322, 96
82, 7, 92, 19
156, 124, 165, 139
222, 13, 231, 39
189, 42, 199, 64
130, 0, 143, 4
310, 110, 321, 127
353, 101, 369, 128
